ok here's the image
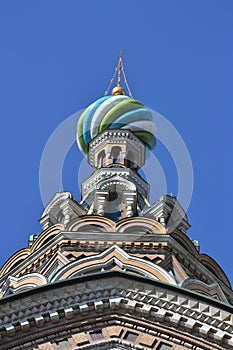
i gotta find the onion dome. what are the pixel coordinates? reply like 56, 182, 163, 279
77, 95, 156, 154
77, 52, 157, 154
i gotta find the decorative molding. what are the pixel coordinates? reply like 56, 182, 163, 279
40, 192, 86, 229
0, 273, 232, 349
182, 278, 228, 303
88, 130, 145, 170
51, 245, 177, 284
82, 168, 149, 199
144, 195, 190, 234
0, 273, 47, 297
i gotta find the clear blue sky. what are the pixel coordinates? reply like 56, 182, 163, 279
1, 1, 233, 285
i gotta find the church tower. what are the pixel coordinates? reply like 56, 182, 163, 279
0, 54, 233, 350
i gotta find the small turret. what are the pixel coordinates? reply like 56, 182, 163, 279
77, 53, 156, 221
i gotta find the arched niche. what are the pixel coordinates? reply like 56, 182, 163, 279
97, 149, 106, 168
116, 217, 166, 234
66, 216, 115, 232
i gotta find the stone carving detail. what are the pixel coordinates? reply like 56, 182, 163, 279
0, 274, 232, 349
50, 245, 177, 284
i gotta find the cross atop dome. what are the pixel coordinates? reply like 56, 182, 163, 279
105, 51, 133, 98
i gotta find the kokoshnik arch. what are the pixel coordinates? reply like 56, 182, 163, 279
0, 53, 233, 350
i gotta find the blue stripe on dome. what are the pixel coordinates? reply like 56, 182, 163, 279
82, 96, 111, 146
109, 108, 153, 129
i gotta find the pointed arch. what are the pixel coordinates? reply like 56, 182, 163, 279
51, 245, 176, 284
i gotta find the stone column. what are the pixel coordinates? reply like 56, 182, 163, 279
123, 192, 137, 218
60, 200, 73, 227
94, 190, 109, 216
39, 214, 53, 230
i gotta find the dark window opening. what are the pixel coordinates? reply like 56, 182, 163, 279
110, 146, 121, 164
97, 150, 106, 168
125, 150, 135, 168
157, 343, 172, 350
109, 190, 121, 221
124, 331, 138, 342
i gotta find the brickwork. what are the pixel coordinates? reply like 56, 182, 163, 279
34, 326, 196, 349
0, 274, 232, 349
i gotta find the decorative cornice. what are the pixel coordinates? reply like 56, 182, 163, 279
1, 227, 232, 303
82, 168, 149, 199
0, 272, 232, 349
89, 130, 144, 149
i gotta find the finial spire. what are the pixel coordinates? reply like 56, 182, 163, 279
117, 51, 123, 87
105, 51, 133, 98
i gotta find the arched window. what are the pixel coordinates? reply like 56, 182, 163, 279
110, 146, 121, 164
109, 189, 122, 221
97, 150, 106, 168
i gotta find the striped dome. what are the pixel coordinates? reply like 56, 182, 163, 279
77, 95, 156, 154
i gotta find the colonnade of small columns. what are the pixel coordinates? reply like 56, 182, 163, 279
96, 146, 137, 170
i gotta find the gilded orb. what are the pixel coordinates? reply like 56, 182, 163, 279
112, 86, 125, 96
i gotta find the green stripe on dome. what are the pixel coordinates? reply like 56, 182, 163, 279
134, 131, 156, 150
98, 99, 143, 133
77, 108, 89, 154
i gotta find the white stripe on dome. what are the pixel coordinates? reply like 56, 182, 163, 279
90, 95, 130, 138
122, 120, 157, 135
76, 135, 85, 155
